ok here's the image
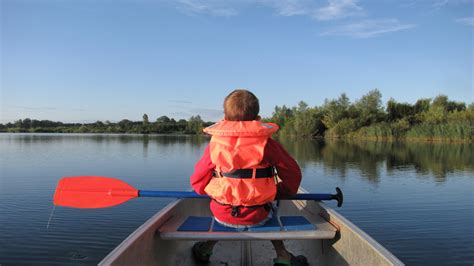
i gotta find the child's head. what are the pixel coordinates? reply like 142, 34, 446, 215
224, 89, 260, 121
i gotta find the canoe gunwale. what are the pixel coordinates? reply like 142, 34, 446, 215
317, 201, 403, 265
100, 191, 404, 266
160, 230, 337, 240
99, 199, 182, 265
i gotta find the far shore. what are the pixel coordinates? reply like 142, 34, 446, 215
2, 131, 472, 144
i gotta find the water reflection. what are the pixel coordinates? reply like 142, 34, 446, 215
3, 133, 472, 183
3, 133, 209, 147
278, 138, 474, 183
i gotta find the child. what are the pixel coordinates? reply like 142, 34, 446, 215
190, 89, 308, 266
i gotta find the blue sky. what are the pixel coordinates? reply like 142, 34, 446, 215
1, 0, 473, 123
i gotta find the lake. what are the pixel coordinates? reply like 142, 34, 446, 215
0, 134, 473, 265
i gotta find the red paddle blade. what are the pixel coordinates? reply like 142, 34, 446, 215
53, 176, 139, 209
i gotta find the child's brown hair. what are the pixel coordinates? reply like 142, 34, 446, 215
224, 89, 259, 121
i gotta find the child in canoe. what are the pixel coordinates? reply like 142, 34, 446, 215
190, 89, 309, 266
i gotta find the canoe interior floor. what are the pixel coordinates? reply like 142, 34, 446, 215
161, 239, 326, 266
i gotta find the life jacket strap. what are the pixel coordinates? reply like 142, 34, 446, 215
212, 167, 275, 179
214, 200, 273, 218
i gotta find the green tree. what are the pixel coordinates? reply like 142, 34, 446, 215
271, 105, 293, 127
332, 118, 357, 136
143, 114, 149, 126
386, 99, 415, 122
322, 93, 352, 129
445, 100, 466, 112
432, 95, 448, 109
22, 118, 32, 129
186, 115, 204, 134
421, 95, 449, 124
355, 89, 384, 127
142, 114, 150, 133
156, 116, 171, 123
414, 98, 431, 113
14, 119, 23, 128
94, 121, 104, 127
292, 102, 325, 137
296, 101, 308, 113
118, 119, 133, 132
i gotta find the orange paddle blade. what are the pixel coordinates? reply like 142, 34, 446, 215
53, 176, 139, 209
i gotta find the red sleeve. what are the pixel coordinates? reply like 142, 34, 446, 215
190, 145, 215, 195
264, 139, 302, 198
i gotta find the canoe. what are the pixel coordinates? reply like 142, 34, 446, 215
99, 190, 403, 266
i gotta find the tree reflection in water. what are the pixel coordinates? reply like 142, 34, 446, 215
277, 137, 474, 183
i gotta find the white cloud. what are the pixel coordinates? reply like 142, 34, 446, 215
171, 107, 222, 121
455, 17, 474, 26
312, 0, 364, 21
175, 0, 364, 20
432, 0, 474, 8
321, 19, 416, 38
174, 0, 416, 38
168, 100, 193, 104
6, 105, 58, 111
256, 0, 316, 16
177, 0, 239, 17
433, 0, 449, 8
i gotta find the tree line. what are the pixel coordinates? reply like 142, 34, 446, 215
0, 115, 211, 134
265, 89, 473, 141
2, 90, 472, 141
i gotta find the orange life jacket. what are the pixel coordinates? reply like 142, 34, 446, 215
203, 120, 279, 207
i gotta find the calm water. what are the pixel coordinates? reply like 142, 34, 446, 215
0, 134, 473, 265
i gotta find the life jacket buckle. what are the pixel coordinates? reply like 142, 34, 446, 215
264, 202, 272, 212
212, 169, 224, 178
231, 206, 240, 217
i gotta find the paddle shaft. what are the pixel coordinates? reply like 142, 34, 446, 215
138, 190, 343, 206
139, 191, 209, 198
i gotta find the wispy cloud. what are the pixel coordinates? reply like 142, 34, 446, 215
312, 0, 364, 21
256, 0, 316, 16
171, 107, 222, 121
433, 0, 449, 8
432, 0, 474, 10
175, 0, 364, 20
5, 105, 87, 112
6, 105, 57, 111
455, 17, 474, 26
168, 100, 193, 104
321, 19, 416, 38
191, 107, 223, 119
174, 1, 416, 38
177, 0, 239, 17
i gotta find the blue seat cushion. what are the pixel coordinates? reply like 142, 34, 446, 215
177, 216, 315, 232
280, 216, 315, 231
177, 216, 213, 232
